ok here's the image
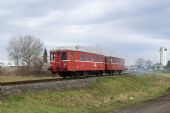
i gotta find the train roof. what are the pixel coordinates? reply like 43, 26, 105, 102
50, 49, 105, 56
50, 49, 124, 60
105, 56, 124, 60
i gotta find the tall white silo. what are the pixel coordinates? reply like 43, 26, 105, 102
160, 47, 167, 66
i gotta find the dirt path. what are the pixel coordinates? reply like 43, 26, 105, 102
116, 91, 170, 113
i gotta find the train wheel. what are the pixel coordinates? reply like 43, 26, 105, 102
99, 71, 103, 76
73, 72, 78, 78
62, 75, 66, 78
96, 71, 99, 76
118, 71, 122, 74
108, 71, 112, 75
61, 73, 67, 78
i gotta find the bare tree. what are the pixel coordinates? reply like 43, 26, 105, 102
19, 36, 43, 68
7, 35, 44, 70
7, 37, 21, 66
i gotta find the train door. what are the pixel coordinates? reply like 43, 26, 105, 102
105, 57, 108, 71
56, 51, 61, 63
50, 52, 57, 73
70, 52, 75, 71
55, 51, 62, 70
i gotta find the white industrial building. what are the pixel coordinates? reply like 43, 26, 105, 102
160, 47, 168, 66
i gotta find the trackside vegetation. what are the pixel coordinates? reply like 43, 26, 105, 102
1, 74, 170, 113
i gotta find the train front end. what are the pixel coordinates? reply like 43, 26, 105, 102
49, 50, 68, 74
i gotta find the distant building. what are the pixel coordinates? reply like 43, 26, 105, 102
135, 58, 145, 69
146, 60, 153, 69
0, 60, 15, 67
153, 63, 165, 71
167, 61, 170, 67
165, 61, 170, 71
135, 58, 153, 70
160, 47, 167, 66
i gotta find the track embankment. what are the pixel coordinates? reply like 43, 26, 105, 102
0, 77, 97, 98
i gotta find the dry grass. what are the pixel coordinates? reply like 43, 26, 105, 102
0, 76, 56, 83
158, 73, 170, 78
0, 67, 56, 83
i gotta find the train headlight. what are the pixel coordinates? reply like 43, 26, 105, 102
64, 63, 67, 67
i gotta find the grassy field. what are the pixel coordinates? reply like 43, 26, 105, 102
0, 73, 170, 113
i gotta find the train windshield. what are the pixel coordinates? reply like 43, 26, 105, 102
62, 52, 67, 60
50, 53, 55, 61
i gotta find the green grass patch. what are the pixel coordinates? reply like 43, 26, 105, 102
1, 74, 170, 113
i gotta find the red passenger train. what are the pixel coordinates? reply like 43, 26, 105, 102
49, 49, 125, 78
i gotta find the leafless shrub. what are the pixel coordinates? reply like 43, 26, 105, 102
0, 67, 16, 76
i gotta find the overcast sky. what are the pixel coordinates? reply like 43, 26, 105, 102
0, 0, 170, 65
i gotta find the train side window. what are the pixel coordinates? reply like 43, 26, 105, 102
99, 56, 101, 62
97, 56, 99, 62
70, 52, 75, 60
109, 58, 111, 64
81, 54, 85, 61
95, 56, 97, 62
89, 55, 91, 61
114, 58, 116, 63
112, 58, 115, 63
110, 58, 113, 63
97, 56, 100, 62
50, 53, 55, 61
86, 55, 90, 61
96, 56, 98, 62
92, 56, 95, 62
62, 52, 67, 60
105, 58, 107, 63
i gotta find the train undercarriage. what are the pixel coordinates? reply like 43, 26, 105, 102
57, 70, 123, 78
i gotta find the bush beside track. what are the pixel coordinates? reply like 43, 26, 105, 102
0, 73, 170, 113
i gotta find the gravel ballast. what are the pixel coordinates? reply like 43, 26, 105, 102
0, 78, 97, 98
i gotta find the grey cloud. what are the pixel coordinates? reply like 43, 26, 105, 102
0, 0, 170, 65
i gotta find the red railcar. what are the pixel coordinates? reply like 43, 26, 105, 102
50, 49, 125, 77
50, 49, 105, 78
105, 56, 125, 74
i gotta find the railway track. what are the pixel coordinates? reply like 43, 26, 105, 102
0, 77, 88, 86
0, 73, 129, 86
